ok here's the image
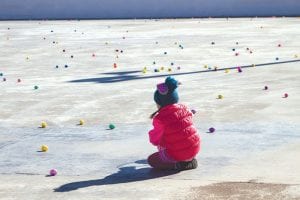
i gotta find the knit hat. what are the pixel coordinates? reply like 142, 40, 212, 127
154, 76, 179, 107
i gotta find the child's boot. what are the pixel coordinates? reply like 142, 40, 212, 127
175, 159, 198, 171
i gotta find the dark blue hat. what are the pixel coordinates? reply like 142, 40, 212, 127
154, 76, 179, 107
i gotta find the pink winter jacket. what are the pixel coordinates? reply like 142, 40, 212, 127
148, 104, 200, 161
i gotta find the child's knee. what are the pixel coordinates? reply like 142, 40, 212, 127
147, 152, 159, 167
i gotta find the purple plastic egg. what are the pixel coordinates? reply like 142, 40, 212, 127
209, 127, 215, 133
237, 67, 242, 73
50, 169, 57, 176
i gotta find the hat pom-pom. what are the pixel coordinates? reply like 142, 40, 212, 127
157, 83, 169, 95
165, 76, 178, 91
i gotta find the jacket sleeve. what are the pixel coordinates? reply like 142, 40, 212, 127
148, 117, 164, 146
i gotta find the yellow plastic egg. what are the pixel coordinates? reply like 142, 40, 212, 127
41, 121, 47, 128
41, 145, 48, 152
79, 119, 84, 125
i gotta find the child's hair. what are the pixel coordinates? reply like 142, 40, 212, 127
150, 109, 159, 119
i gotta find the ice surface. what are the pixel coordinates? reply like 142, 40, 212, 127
0, 122, 299, 178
